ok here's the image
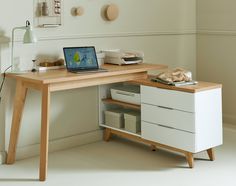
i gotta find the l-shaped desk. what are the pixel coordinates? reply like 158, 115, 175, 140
5, 63, 167, 181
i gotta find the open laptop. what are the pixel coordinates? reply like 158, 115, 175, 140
63, 46, 107, 73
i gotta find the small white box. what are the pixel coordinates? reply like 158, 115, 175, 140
104, 110, 124, 129
124, 111, 141, 133
111, 85, 140, 105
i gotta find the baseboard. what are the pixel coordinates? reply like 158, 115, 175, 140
15, 129, 103, 161
198, 29, 236, 36
223, 114, 236, 126
5, 124, 236, 161
0, 151, 7, 164
224, 123, 236, 133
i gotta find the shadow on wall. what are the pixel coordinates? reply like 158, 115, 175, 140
0, 28, 10, 42
0, 28, 4, 36
0, 28, 11, 72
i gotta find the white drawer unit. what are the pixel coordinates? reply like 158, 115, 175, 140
101, 80, 223, 168
141, 104, 195, 133
141, 85, 195, 112
142, 121, 195, 152
141, 85, 222, 154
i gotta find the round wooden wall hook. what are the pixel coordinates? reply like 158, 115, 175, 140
76, 7, 84, 16
71, 6, 84, 16
105, 4, 119, 21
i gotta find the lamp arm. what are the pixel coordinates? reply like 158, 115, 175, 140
11, 26, 27, 69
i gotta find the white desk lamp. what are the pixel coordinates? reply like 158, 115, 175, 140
11, 20, 37, 73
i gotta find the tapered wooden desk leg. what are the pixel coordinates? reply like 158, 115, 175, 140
39, 85, 50, 181
207, 148, 215, 161
104, 128, 112, 142
185, 152, 194, 168
7, 80, 28, 164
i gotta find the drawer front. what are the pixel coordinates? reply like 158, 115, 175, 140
142, 121, 195, 152
141, 85, 195, 112
142, 104, 195, 132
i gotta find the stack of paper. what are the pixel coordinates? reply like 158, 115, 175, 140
103, 49, 144, 65
151, 77, 198, 87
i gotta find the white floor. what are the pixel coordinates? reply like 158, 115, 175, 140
0, 128, 235, 186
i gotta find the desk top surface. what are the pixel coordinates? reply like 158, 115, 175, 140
6, 63, 167, 84
132, 77, 222, 93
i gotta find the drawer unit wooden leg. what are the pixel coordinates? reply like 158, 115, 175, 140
185, 152, 194, 168
103, 129, 215, 168
104, 128, 112, 142
207, 148, 215, 161
150, 144, 157, 151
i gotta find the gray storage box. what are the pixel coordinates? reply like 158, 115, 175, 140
124, 111, 141, 133
104, 110, 124, 129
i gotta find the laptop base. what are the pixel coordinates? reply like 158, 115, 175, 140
68, 68, 108, 73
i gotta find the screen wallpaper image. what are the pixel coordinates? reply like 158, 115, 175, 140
65, 48, 98, 69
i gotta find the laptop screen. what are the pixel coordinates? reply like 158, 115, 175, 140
63, 46, 99, 70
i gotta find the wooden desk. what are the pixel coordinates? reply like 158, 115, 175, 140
5, 63, 167, 181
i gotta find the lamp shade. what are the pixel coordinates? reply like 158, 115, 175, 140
23, 25, 37, 43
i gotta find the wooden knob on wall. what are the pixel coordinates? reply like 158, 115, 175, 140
71, 7, 84, 16
75, 7, 84, 16
105, 4, 119, 21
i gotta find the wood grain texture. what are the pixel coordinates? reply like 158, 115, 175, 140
5, 64, 167, 85
103, 128, 112, 142
108, 128, 189, 154
150, 144, 157, 151
39, 85, 50, 181
102, 98, 141, 110
108, 128, 195, 167
131, 76, 222, 93
105, 128, 218, 168
6, 80, 28, 164
50, 72, 147, 92
207, 148, 215, 161
185, 152, 194, 168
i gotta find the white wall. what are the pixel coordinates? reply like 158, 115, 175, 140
0, 0, 196, 161
197, 0, 236, 126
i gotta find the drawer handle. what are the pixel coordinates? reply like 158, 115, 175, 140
158, 105, 174, 110
115, 91, 136, 97
158, 124, 175, 130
